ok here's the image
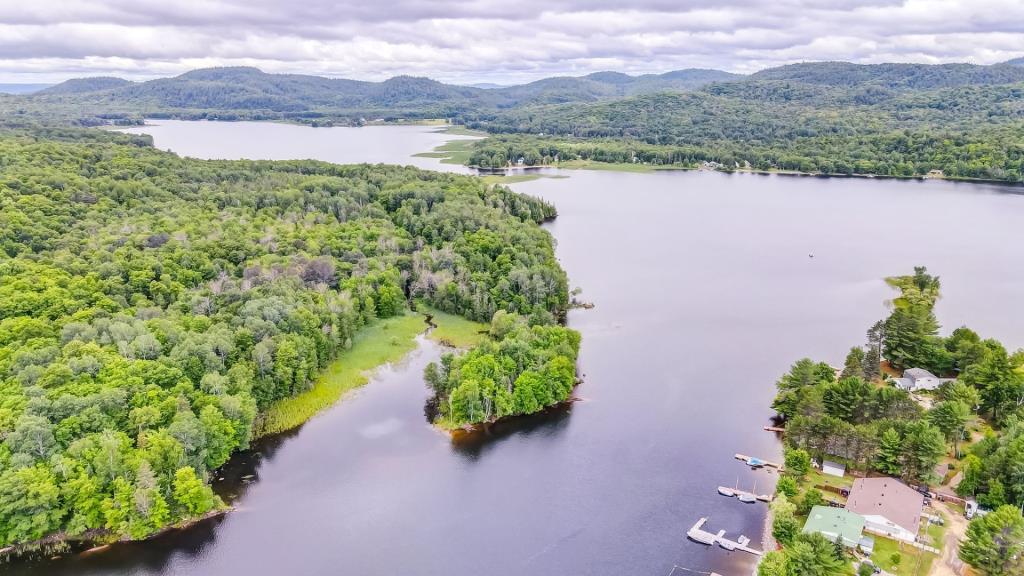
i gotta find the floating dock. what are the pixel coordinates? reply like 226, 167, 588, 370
762, 426, 785, 433
716, 486, 773, 503
734, 453, 783, 470
685, 518, 763, 556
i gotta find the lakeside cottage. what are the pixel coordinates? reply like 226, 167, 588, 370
802, 506, 865, 548
845, 478, 924, 543
893, 368, 953, 392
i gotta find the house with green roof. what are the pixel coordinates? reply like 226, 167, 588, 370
802, 505, 865, 547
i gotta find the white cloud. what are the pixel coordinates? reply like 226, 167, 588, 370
0, 0, 1022, 83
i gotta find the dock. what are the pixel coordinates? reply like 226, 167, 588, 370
762, 426, 785, 433
717, 486, 773, 503
686, 518, 762, 556
734, 453, 783, 470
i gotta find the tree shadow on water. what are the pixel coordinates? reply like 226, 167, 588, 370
9, 425, 309, 576
447, 402, 574, 462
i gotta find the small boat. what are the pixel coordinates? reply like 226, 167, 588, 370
738, 494, 756, 503
746, 457, 766, 468
718, 486, 736, 497
719, 539, 736, 551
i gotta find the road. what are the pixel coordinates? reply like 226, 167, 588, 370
928, 501, 969, 576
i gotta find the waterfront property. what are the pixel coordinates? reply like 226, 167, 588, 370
892, 368, 952, 392
845, 478, 924, 542
802, 506, 865, 547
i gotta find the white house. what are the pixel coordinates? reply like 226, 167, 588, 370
893, 368, 953, 392
845, 478, 924, 543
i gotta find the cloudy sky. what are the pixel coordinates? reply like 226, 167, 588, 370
1, 0, 1023, 84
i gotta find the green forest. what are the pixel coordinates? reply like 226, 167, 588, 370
0, 126, 575, 549
424, 311, 580, 427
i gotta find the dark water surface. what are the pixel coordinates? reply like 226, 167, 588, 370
16, 123, 1024, 576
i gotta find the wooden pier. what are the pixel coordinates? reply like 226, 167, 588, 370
685, 518, 763, 556
762, 425, 785, 433
734, 453, 783, 470
717, 485, 773, 503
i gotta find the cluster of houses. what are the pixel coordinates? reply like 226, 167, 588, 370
802, 476, 928, 556
798, 368, 958, 556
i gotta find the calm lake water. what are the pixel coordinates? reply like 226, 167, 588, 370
17, 123, 1024, 576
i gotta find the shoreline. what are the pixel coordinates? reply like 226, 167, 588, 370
3, 311, 437, 563
470, 162, 1024, 187
0, 509, 229, 563
108, 120, 1023, 187
2, 307, 490, 564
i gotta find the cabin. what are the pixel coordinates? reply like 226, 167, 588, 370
802, 506, 865, 547
845, 478, 924, 543
893, 368, 952, 392
822, 460, 846, 478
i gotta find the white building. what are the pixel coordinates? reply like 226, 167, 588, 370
893, 368, 953, 392
845, 478, 924, 543
822, 460, 846, 478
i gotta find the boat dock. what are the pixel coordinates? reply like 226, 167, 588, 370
717, 485, 773, 503
734, 453, 783, 470
762, 426, 785, 433
685, 517, 762, 556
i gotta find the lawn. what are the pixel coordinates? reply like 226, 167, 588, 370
412, 139, 477, 165
794, 468, 855, 506
255, 312, 428, 437
419, 304, 489, 349
480, 173, 545, 184
868, 535, 937, 576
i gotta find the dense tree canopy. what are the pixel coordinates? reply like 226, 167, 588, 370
424, 311, 580, 427
0, 127, 574, 547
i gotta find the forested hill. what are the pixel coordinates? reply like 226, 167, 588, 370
8, 66, 738, 125
0, 126, 576, 549
750, 61, 1024, 89
38, 77, 131, 95
465, 62, 1024, 182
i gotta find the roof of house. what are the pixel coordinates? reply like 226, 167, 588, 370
893, 377, 913, 389
904, 368, 937, 380
802, 506, 864, 543
846, 477, 923, 535
823, 460, 845, 471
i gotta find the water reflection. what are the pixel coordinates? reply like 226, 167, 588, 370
449, 402, 574, 461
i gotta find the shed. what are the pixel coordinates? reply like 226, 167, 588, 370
858, 535, 875, 555
802, 505, 865, 548
822, 460, 846, 478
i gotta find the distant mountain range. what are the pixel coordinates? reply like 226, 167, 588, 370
5, 60, 1024, 130
25, 66, 741, 120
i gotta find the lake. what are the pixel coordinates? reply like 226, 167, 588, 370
16, 122, 1024, 576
